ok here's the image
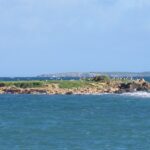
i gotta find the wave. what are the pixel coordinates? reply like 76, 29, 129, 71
121, 92, 150, 98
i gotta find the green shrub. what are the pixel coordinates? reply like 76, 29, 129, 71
13, 81, 44, 88
92, 75, 110, 82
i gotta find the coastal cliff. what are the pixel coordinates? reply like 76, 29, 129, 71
0, 78, 150, 95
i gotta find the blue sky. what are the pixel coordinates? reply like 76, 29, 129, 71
0, 0, 150, 76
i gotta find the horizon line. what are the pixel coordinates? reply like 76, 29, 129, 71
0, 71, 150, 78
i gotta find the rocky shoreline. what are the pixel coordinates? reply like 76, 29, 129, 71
0, 79, 150, 95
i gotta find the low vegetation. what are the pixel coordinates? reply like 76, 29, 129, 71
0, 76, 149, 95
0, 76, 133, 89
0, 81, 44, 88
58, 80, 92, 89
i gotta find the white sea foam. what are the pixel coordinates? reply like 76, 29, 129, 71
121, 92, 150, 98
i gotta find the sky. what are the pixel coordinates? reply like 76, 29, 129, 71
0, 0, 150, 76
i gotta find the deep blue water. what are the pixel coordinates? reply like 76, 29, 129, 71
0, 76, 150, 82
136, 77, 150, 82
0, 94, 150, 150
0, 77, 81, 81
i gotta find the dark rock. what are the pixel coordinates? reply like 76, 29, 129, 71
0, 83, 5, 87
4, 88, 22, 94
118, 81, 150, 93
65, 91, 73, 95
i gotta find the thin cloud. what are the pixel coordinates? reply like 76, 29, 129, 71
0, 0, 150, 33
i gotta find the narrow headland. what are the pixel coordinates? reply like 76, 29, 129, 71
0, 76, 150, 95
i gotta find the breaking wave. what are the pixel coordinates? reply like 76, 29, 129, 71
121, 92, 150, 98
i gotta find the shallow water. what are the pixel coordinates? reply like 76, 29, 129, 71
0, 94, 150, 150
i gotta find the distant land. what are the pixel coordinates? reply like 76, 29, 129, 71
38, 72, 150, 78
0, 75, 150, 95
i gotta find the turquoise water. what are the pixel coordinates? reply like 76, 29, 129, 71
144, 77, 150, 82
0, 94, 150, 150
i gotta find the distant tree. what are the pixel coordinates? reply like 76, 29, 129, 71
92, 75, 110, 82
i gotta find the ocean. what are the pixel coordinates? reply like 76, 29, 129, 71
0, 77, 150, 150
0, 76, 150, 82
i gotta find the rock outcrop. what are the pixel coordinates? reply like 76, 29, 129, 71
0, 79, 150, 95
117, 79, 150, 93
